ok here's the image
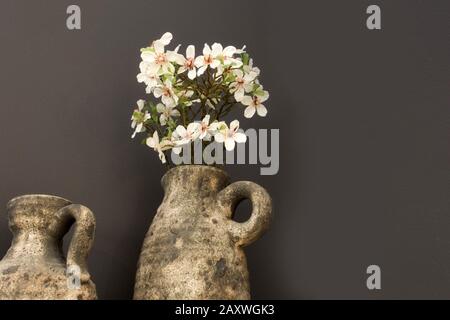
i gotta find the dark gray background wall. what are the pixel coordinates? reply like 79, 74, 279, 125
0, 0, 448, 299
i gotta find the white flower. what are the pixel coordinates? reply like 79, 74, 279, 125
131, 100, 150, 138
172, 122, 201, 154
153, 80, 178, 106
230, 69, 256, 102
194, 44, 220, 76
211, 43, 242, 68
209, 120, 227, 135
177, 89, 197, 106
243, 58, 260, 77
177, 45, 197, 80
214, 120, 247, 151
198, 115, 213, 140
137, 61, 160, 93
146, 131, 172, 163
156, 103, 180, 125
211, 43, 243, 75
170, 130, 182, 154
132, 33, 270, 165
153, 32, 173, 46
174, 122, 201, 145
241, 90, 269, 118
140, 32, 178, 76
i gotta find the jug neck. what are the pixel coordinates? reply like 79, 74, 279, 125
161, 165, 230, 199
3, 230, 64, 263
7, 194, 72, 236
3, 194, 71, 263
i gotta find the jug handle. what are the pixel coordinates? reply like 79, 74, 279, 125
57, 204, 96, 282
217, 181, 272, 247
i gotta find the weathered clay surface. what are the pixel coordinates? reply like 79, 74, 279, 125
0, 195, 97, 300
134, 165, 272, 300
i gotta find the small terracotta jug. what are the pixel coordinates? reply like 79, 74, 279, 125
0, 195, 97, 300
134, 165, 272, 300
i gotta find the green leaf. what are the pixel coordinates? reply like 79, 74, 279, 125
132, 110, 142, 119
241, 53, 250, 66
140, 47, 154, 53
253, 83, 263, 94
147, 104, 158, 123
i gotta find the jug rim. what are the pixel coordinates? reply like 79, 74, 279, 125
162, 164, 228, 180
7, 194, 72, 210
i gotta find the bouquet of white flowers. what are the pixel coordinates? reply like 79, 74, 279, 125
131, 32, 269, 165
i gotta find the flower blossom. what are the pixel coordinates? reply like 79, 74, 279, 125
156, 103, 180, 125
194, 44, 220, 76
229, 69, 257, 102
214, 120, 247, 151
131, 99, 150, 138
172, 122, 201, 154
177, 45, 197, 80
153, 80, 178, 106
241, 90, 269, 118
146, 131, 172, 163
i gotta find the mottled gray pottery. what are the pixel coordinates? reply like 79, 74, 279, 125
134, 165, 272, 300
0, 195, 97, 300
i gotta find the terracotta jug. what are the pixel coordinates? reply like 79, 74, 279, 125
0, 195, 97, 300
134, 165, 272, 300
